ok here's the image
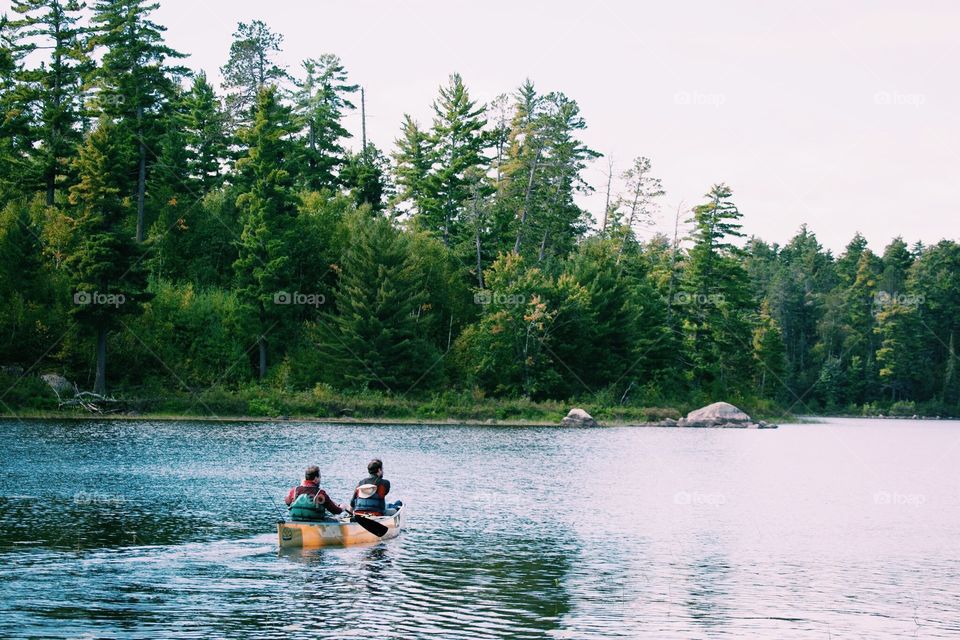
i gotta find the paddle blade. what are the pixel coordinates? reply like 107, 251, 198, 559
352, 513, 389, 537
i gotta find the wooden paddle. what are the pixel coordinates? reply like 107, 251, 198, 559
347, 509, 389, 537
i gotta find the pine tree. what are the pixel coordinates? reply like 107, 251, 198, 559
181, 73, 228, 191
341, 143, 390, 213
679, 184, 754, 394
220, 20, 289, 128
842, 250, 882, 403
423, 73, 489, 246
88, 0, 187, 242
500, 84, 599, 260
875, 301, 925, 401
611, 156, 664, 262
502, 79, 544, 256
0, 15, 35, 201
772, 225, 834, 396
528, 92, 600, 262
565, 237, 668, 395
323, 212, 439, 391
878, 236, 913, 295
10, 0, 89, 204
233, 88, 300, 380
392, 114, 434, 217
944, 334, 959, 412
291, 54, 357, 191
66, 118, 151, 394
836, 232, 868, 286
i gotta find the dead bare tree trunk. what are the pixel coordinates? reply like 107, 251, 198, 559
135, 106, 147, 243
666, 202, 684, 324
602, 157, 614, 233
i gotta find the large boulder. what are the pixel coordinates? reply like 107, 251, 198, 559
677, 402, 776, 428
561, 408, 599, 428
41, 373, 74, 398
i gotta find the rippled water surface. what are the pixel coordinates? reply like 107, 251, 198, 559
2, 417, 959, 638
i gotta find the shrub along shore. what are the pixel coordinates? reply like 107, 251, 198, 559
5, 380, 950, 425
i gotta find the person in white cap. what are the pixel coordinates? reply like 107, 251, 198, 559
350, 458, 391, 516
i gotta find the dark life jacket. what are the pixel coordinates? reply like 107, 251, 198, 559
289, 485, 328, 521
353, 476, 387, 514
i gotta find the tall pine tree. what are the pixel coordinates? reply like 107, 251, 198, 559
233, 88, 299, 380
88, 0, 187, 242
66, 118, 151, 393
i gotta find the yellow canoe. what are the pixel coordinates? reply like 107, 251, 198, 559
277, 505, 403, 548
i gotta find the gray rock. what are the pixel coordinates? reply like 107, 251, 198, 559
677, 401, 777, 429
684, 402, 751, 424
41, 373, 74, 398
561, 408, 598, 428
659, 418, 678, 427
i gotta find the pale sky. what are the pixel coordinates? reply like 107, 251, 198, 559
7, 0, 959, 253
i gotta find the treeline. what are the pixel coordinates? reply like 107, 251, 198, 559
0, 1, 958, 417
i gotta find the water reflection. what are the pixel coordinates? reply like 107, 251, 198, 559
684, 553, 732, 628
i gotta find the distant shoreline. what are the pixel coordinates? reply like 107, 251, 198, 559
0, 410, 808, 427
3, 409, 955, 427
0, 411, 670, 427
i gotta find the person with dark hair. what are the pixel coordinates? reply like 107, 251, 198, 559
350, 458, 391, 516
284, 465, 345, 521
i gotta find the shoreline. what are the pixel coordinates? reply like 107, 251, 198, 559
0, 410, 809, 427
0, 411, 641, 427
2, 410, 953, 426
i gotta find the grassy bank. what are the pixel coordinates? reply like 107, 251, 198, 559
0, 376, 805, 424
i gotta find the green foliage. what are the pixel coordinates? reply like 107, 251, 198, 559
454, 252, 590, 398
112, 280, 250, 389
320, 212, 441, 392
0, 11, 957, 420
341, 143, 390, 212
0, 199, 67, 366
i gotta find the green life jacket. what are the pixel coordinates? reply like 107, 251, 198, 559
289, 493, 328, 521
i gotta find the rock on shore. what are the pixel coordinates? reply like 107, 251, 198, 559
561, 408, 599, 427
669, 402, 776, 429
41, 373, 74, 398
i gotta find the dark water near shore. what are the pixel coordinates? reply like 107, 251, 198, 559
1, 417, 959, 639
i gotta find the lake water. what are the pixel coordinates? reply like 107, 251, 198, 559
1, 417, 958, 639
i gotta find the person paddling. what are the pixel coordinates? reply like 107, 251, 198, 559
350, 458, 391, 516
284, 465, 345, 522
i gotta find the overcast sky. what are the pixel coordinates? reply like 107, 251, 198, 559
9, 0, 958, 253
